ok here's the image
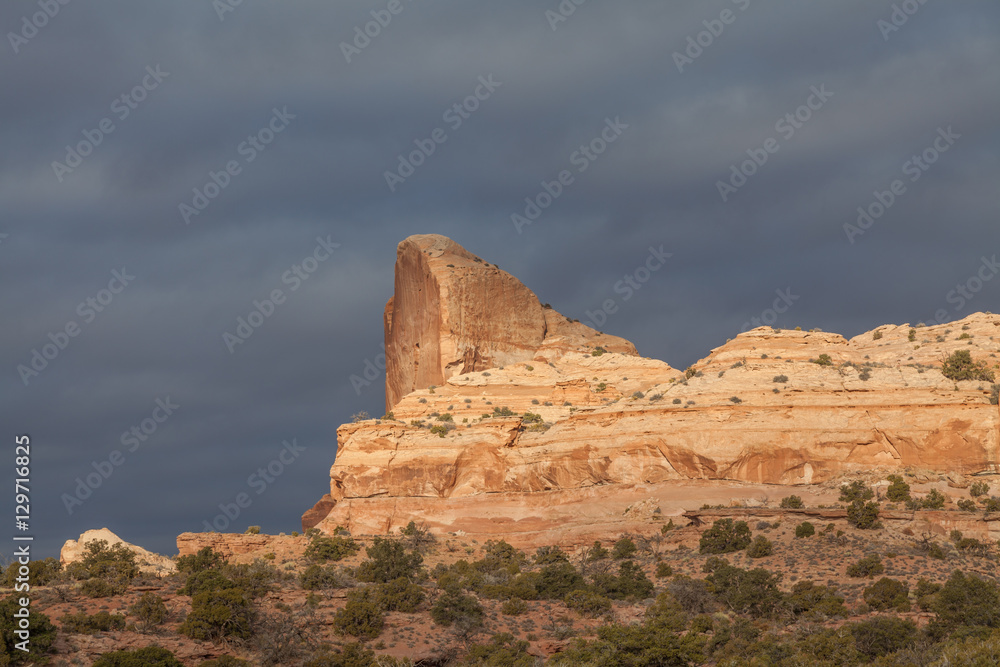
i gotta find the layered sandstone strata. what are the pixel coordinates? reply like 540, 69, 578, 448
309, 235, 1000, 538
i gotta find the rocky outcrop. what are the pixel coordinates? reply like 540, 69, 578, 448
61, 528, 175, 576
383, 234, 635, 410
306, 235, 1000, 541
176, 532, 303, 562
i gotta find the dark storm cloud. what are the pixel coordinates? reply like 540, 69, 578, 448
1, 0, 998, 557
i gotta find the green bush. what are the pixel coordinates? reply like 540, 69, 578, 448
501, 598, 526, 616
564, 590, 612, 617
533, 562, 586, 599
179, 587, 255, 641
655, 562, 674, 577
941, 350, 995, 381
705, 560, 784, 618
431, 588, 484, 631
849, 616, 917, 659
813, 354, 833, 366
181, 569, 239, 597
93, 646, 184, 667
73, 539, 139, 596
991, 384, 1000, 406
0, 595, 57, 665
773, 375, 789, 383
591, 561, 654, 601
787, 581, 847, 619
839, 480, 874, 502
908, 328, 916, 341
667, 577, 714, 614
846, 553, 884, 578
921, 488, 947, 509
129, 592, 168, 632
1, 557, 61, 587
374, 577, 425, 613
586, 541, 609, 562
746, 535, 773, 558
794, 522, 815, 538
958, 498, 977, 512
611, 536, 637, 559
60, 610, 126, 634
463, 633, 535, 666
886, 474, 911, 501
971, 481, 990, 497
199, 657, 253, 667
779, 495, 803, 508
699, 519, 752, 554
399, 520, 436, 552
333, 592, 384, 640
223, 559, 278, 599
176, 546, 225, 574
931, 569, 1000, 629
847, 499, 880, 529
244, 526, 261, 535
305, 535, 360, 562
300, 564, 346, 590
550, 623, 703, 666
863, 577, 910, 611
355, 537, 423, 583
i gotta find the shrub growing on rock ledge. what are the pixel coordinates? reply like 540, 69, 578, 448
780, 495, 803, 508
941, 349, 995, 382
847, 499, 880, 529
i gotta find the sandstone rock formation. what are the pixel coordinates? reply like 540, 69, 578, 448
307, 235, 1000, 543
61, 527, 176, 575
383, 234, 636, 410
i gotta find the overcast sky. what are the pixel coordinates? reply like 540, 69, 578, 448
2, 1, 998, 559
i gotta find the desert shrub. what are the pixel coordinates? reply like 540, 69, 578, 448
93, 646, 184, 667
794, 522, 815, 538
430, 424, 447, 437
591, 561, 654, 601
492, 406, 515, 417
813, 354, 833, 366
941, 349, 995, 381
746, 536, 773, 558
564, 590, 612, 617
355, 537, 423, 583
181, 569, 238, 597
931, 570, 1000, 629
533, 545, 570, 566
984, 496, 1000, 512
60, 610, 126, 634
176, 546, 225, 574
908, 328, 916, 341
873, 329, 883, 340
847, 499, 880, 529
704, 560, 784, 617
971, 480, 990, 497
839, 480, 874, 502
935, 628, 1000, 665
463, 633, 535, 666
611, 536, 637, 560
667, 577, 714, 614
501, 598, 526, 616
199, 657, 253, 667
224, 559, 279, 600
886, 474, 911, 501
849, 616, 917, 659
375, 577, 425, 613
73, 539, 139, 595
129, 592, 168, 632
300, 564, 346, 590
244, 526, 261, 535
179, 588, 255, 641
333, 591, 384, 640
398, 520, 436, 552
305, 535, 360, 563
586, 541, 609, 562
644, 591, 688, 633
773, 375, 789, 383
550, 623, 704, 666
787, 581, 847, 619
958, 498, 977, 512
591, 346, 607, 356
921, 488, 947, 509
863, 577, 910, 611
779, 495, 803, 508
1, 557, 61, 587
699, 519, 752, 554
655, 562, 673, 577
533, 562, 586, 599
846, 553, 884, 578
0, 595, 57, 665
991, 384, 1000, 405
431, 588, 484, 631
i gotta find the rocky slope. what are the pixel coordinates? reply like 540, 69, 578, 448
307, 235, 1000, 542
